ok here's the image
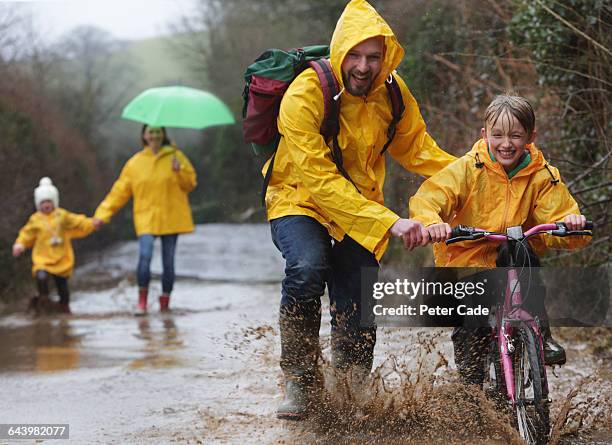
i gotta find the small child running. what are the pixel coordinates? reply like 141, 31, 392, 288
409, 94, 590, 382
12, 177, 96, 314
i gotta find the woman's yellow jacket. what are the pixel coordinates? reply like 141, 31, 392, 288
264, 0, 455, 261
94, 146, 197, 236
409, 139, 589, 267
15, 208, 94, 277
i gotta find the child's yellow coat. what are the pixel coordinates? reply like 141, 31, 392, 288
409, 139, 589, 267
15, 208, 94, 277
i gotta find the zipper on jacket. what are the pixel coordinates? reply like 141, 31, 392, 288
481, 171, 511, 267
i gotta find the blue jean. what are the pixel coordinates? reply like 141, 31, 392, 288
137, 234, 178, 293
270, 215, 379, 367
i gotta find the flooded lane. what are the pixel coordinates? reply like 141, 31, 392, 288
0, 224, 609, 444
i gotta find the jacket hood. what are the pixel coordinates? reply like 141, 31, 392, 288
468, 138, 549, 178
330, 0, 404, 93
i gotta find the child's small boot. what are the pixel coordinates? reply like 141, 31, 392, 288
159, 293, 170, 312
27, 296, 40, 315
542, 326, 566, 366
135, 288, 148, 316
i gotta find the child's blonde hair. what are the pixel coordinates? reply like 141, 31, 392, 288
485, 94, 535, 136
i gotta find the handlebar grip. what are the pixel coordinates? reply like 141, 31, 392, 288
557, 220, 594, 231
445, 235, 475, 245
450, 225, 474, 238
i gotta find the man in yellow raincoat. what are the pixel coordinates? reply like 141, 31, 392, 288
13, 177, 96, 314
267, 0, 455, 419
409, 94, 590, 383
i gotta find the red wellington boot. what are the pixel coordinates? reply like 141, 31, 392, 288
159, 294, 170, 312
135, 288, 148, 316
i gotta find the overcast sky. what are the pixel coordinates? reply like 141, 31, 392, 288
6, 0, 198, 41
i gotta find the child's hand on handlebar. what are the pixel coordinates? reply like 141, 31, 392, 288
426, 223, 452, 243
563, 214, 586, 231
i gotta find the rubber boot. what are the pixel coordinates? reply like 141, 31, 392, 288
159, 294, 170, 312
331, 326, 376, 403
542, 326, 566, 366
135, 288, 148, 316
27, 296, 40, 315
452, 327, 489, 386
331, 326, 376, 377
38, 295, 53, 315
277, 299, 321, 420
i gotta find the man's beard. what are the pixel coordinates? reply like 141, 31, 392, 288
342, 70, 373, 96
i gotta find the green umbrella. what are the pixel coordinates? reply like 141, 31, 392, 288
121, 86, 235, 129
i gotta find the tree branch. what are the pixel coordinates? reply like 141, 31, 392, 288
534, 0, 612, 57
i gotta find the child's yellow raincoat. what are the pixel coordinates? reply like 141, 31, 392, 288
409, 139, 590, 267
15, 208, 95, 277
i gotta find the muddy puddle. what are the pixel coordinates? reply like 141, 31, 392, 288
0, 224, 609, 444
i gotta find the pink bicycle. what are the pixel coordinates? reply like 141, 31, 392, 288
446, 221, 593, 445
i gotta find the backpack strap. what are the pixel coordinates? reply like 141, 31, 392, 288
261, 135, 280, 206
379, 73, 405, 156
309, 59, 360, 193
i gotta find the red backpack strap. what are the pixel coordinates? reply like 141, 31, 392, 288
308, 59, 360, 193
380, 73, 405, 156
308, 59, 339, 141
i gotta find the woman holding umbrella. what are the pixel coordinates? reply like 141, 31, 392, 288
93, 125, 197, 314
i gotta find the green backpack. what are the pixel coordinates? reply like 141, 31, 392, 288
242, 45, 405, 204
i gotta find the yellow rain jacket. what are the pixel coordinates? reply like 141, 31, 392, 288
265, 0, 456, 261
94, 146, 197, 236
15, 208, 95, 277
409, 139, 590, 267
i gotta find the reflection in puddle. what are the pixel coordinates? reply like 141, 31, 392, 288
36, 346, 80, 372
0, 313, 186, 373
0, 318, 82, 373
35, 319, 81, 373
129, 316, 185, 369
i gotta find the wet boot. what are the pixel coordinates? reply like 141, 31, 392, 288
331, 326, 376, 403
135, 288, 148, 316
159, 294, 170, 312
37, 295, 53, 315
27, 296, 40, 315
277, 300, 321, 420
452, 327, 489, 387
542, 326, 566, 366
331, 326, 376, 376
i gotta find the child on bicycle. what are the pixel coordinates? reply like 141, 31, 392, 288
12, 177, 96, 314
408, 94, 589, 384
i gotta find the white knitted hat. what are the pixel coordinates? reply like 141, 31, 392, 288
34, 177, 59, 210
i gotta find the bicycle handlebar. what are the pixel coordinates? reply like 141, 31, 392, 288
446, 221, 593, 245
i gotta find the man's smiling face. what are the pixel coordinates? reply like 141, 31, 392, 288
341, 36, 384, 97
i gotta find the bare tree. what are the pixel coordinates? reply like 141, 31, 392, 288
51, 26, 135, 144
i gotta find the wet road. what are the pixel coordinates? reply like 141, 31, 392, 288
0, 224, 609, 444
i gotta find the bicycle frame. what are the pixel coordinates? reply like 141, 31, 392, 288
445, 221, 592, 443
470, 223, 558, 404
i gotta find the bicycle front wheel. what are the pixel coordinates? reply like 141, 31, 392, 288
514, 323, 550, 445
